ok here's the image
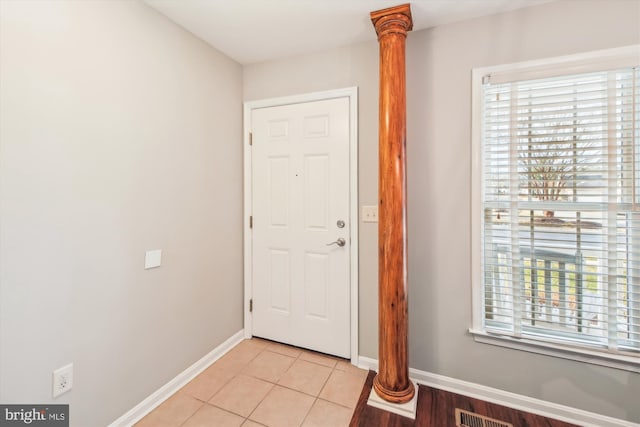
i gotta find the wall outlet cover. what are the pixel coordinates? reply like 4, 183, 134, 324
52, 363, 73, 398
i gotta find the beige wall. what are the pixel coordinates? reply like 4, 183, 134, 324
0, 1, 243, 425
244, 0, 640, 421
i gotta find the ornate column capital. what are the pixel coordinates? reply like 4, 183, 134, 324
370, 4, 413, 39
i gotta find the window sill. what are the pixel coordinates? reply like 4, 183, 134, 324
469, 329, 640, 373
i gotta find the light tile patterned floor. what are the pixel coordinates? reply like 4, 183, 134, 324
135, 338, 368, 427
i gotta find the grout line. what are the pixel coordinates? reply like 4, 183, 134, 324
316, 362, 336, 399
175, 399, 205, 427
243, 343, 275, 426
298, 396, 318, 427
243, 381, 275, 425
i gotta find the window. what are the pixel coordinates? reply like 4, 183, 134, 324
471, 46, 640, 369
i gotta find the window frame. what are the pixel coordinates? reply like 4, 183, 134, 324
471, 45, 640, 373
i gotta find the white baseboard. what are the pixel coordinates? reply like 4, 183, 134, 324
357, 356, 638, 427
108, 330, 245, 427
356, 355, 378, 372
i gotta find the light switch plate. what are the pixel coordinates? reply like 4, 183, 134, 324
362, 205, 378, 222
145, 250, 162, 269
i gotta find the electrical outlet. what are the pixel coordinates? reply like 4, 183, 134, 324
52, 364, 73, 398
362, 205, 378, 222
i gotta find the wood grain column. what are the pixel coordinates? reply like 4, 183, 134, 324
370, 3, 414, 404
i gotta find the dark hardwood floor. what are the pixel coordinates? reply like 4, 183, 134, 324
350, 371, 580, 427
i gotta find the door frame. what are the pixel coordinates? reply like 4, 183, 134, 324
243, 87, 359, 363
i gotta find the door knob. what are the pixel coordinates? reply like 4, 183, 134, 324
326, 238, 346, 247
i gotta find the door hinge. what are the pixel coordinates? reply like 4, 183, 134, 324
249, 299, 253, 312
249, 132, 253, 146
249, 215, 253, 229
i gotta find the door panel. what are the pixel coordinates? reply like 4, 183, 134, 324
304, 251, 329, 319
268, 156, 289, 227
304, 155, 329, 230
269, 249, 291, 314
252, 97, 350, 357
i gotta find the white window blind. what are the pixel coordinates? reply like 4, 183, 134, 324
480, 65, 640, 356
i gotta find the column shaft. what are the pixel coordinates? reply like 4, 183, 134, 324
370, 3, 414, 404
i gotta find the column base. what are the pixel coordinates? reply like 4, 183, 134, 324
367, 379, 418, 420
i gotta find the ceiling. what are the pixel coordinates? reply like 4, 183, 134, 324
143, 0, 555, 65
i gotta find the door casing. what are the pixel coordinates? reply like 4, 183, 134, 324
243, 87, 359, 364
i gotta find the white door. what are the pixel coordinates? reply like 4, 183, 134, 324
251, 97, 350, 358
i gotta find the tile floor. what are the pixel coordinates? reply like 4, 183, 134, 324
135, 338, 368, 427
